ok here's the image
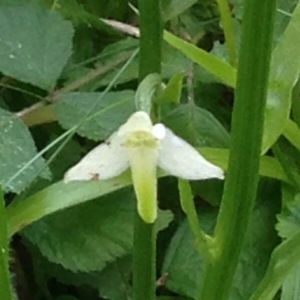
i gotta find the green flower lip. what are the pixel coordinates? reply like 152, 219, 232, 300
124, 130, 158, 148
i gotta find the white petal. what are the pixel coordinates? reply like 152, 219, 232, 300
152, 123, 166, 140
64, 133, 129, 182
118, 111, 152, 137
157, 128, 224, 180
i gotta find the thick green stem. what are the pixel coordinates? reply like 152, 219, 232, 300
133, 1, 162, 300
0, 188, 14, 300
198, 1, 276, 299
138, 0, 162, 81
133, 215, 156, 300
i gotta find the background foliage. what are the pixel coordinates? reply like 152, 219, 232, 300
1, 0, 300, 299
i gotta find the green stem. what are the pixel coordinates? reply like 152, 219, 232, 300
138, 0, 162, 81
198, 0, 276, 299
178, 180, 214, 262
216, 0, 237, 66
133, 1, 162, 300
0, 188, 14, 300
133, 215, 156, 300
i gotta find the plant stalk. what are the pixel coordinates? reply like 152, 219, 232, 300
178, 180, 213, 262
0, 188, 14, 300
133, 0, 162, 300
133, 215, 156, 300
138, 0, 162, 81
198, 0, 276, 299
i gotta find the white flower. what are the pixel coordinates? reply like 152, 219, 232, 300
64, 111, 224, 223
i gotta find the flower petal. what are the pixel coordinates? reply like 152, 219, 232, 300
127, 147, 158, 223
118, 111, 153, 137
157, 128, 224, 180
152, 123, 166, 140
64, 133, 129, 182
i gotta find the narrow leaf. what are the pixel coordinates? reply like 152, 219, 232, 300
7, 174, 132, 237
164, 31, 236, 87
262, 1, 300, 153
0, 188, 14, 300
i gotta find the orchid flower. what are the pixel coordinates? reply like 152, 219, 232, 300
64, 111, 224, 223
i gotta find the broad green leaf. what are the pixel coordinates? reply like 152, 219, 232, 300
274, 0, 298, 40
0, 4, 73, 90
48, 255, 132, 300
0, 108, 49, 193
262, 2, 300, 153
210, 41, 230, 63
163, 182, 279, 299
164, 31, 236, 87
23, 189, 133, 272
190, 179, 224, 207
54, 91, 135, 141
64, 37, 138, 91
233, 0, 297, 34
163, 104, 230, 148
171, 1, 220, 39
161, 0, 198, 21
28, 247, 131, 299
281, 263, 300, 300
250, 183, 300, 300
23, 189, 172, 272
250, 231, 300, 300
230, 182, 280, 300
97, 256, 132, 300
276, 186, 300, 300
161, 42, 190, 78
277, 194, 300, 240
193, 82, 231, 128
162, 208, 216, 299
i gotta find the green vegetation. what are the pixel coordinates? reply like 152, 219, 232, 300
1, 0, 300, 299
